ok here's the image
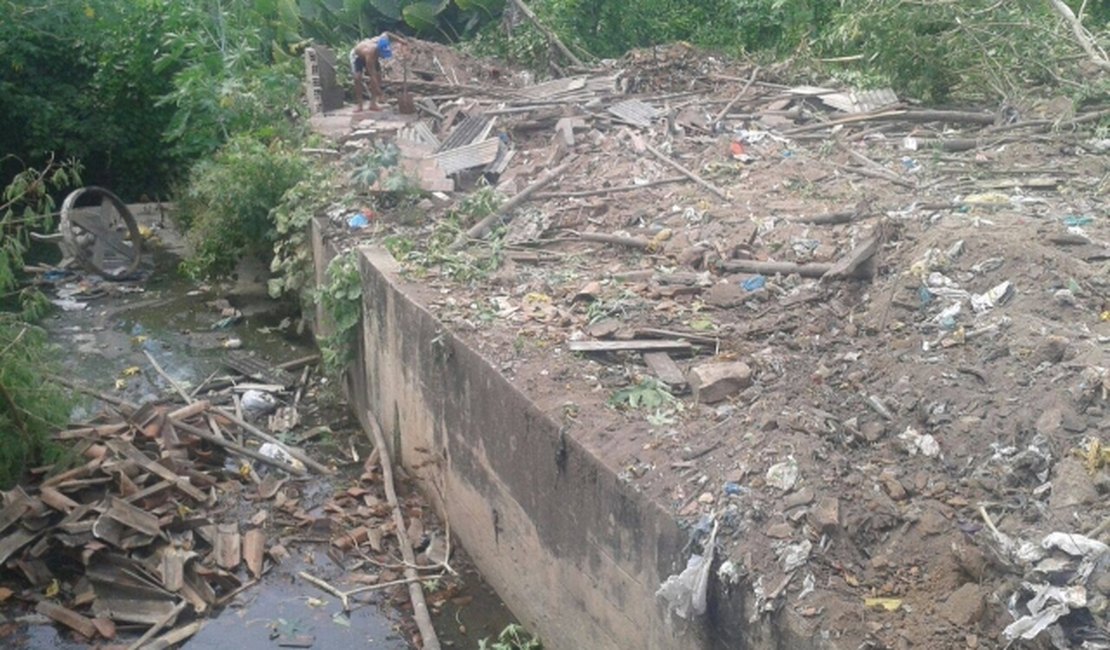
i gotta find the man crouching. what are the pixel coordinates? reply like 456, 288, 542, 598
350, 33, 399, 112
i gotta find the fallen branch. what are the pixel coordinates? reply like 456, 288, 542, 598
1046, 0, 1110, 70
791, 210, 861, 225
366, 411, 441, 650
713, 66, 761, 123
143, 350, 193, 404
49, 375, 138, 413
719, 259, 836, 278
172, 419, 308, 477
299, 571, 447, 612
573, 231, 653, 250
533, 175, 687, 199
455, 159, 574, 247
836, 163, 915, 189
126, 600, 188, 650
507, 0, 584, 68
643, 141, 728, 200
211, 406, 331, 475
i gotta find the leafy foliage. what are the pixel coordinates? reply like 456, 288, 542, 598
0, 161, 78, 488
0, 157, 82, 319
269, 168, 344, 303
608, 377, 679, 411
178, 136, 311, 279
394, 185, 505, 283
315, 251, 363, 376
478, 623, 543, 650
0, 323, 70, 488
536, 0, 1106, 102
814, 0, 1110, 102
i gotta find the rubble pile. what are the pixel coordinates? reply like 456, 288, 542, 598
0, 352, 458, 647
324, 37, 1109, 648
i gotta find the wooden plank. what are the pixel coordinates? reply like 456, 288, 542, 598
823, 235, 879, 280
147, 620, 204, 650
160, 547, 186, 592
568, 340, 693, 353
104, 496, 164, 537
632, 328, 720, 347
36, 600, 98, 638
643, 352, 687, 390
40, 487, 79, 513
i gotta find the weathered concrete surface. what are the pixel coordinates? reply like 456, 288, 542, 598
312, 220, 827, 649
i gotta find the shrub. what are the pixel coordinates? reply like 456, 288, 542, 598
178, 136, 311, 279
0, 321, 69, 488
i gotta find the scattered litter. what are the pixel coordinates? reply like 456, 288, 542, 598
657, 519, 718, 619
259, 443, 307, 473
970, 280, 1014, 313
899, 426, 940, 458
242, 389, 280, 418
347, 213, 370, 230
765, 457, 799, 491
864, 597, 904, 612
51, 298, 88, 311
742, 275, 766, 292
780, 539, 812, 573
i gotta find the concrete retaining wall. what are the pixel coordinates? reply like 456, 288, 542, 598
311, 221, 818, 649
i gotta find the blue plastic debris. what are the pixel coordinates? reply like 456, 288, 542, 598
723, 482, 746, 496
347, 213, 369, 230
742, 275, 766, 292
918, 286, 934, 306
1063, 215, 1093, 227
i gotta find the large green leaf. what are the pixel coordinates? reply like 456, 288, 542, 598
455, 0, 503, 14
367, 0, 404, 20
402, 0, 449, 31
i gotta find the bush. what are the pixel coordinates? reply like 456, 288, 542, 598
178, 136, 311, 279
0, 321, 69, 488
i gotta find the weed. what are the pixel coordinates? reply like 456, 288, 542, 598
315, 251, 362, 377
0, 323, 69, 488
478, 623, 543, 650
269, 168, 342, 305
609, 377, 679, 411
399, 201, 507, 284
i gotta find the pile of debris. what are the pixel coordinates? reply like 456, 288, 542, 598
315, 37, 1110, 649
0, 388, 326, 646
0, 343, 459, 648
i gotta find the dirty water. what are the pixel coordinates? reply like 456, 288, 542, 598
4, 243, 515, 649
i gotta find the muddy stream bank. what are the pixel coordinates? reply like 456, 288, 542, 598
2, 244, 514, 649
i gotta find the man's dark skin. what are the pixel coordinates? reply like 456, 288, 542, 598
351, 34, 402, 111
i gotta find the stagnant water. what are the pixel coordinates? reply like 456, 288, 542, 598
3, 243, 514, 648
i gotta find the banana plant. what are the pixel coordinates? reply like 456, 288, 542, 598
367, 0, 504, 35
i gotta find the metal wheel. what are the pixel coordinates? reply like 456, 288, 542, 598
59, 186, 143, 278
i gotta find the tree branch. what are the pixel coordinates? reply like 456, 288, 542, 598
1046, 0, 1110, 70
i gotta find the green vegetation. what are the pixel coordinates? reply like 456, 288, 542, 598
478, 623, 543, 650
0, 159, 79, 487
316, 251, 363, 376
269, 168, 344, 304
391, 185, 506, 283
537, 0, 1106, 103
178, 137, 312, 279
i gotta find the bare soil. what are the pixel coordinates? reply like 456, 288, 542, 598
326, 41, 1109, 649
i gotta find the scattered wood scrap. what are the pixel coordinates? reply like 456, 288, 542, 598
568, 340, 694, 353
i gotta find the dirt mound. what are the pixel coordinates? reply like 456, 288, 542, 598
323, 41, 1110, 648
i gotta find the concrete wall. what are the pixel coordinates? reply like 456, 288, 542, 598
311, 221, 818, 650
